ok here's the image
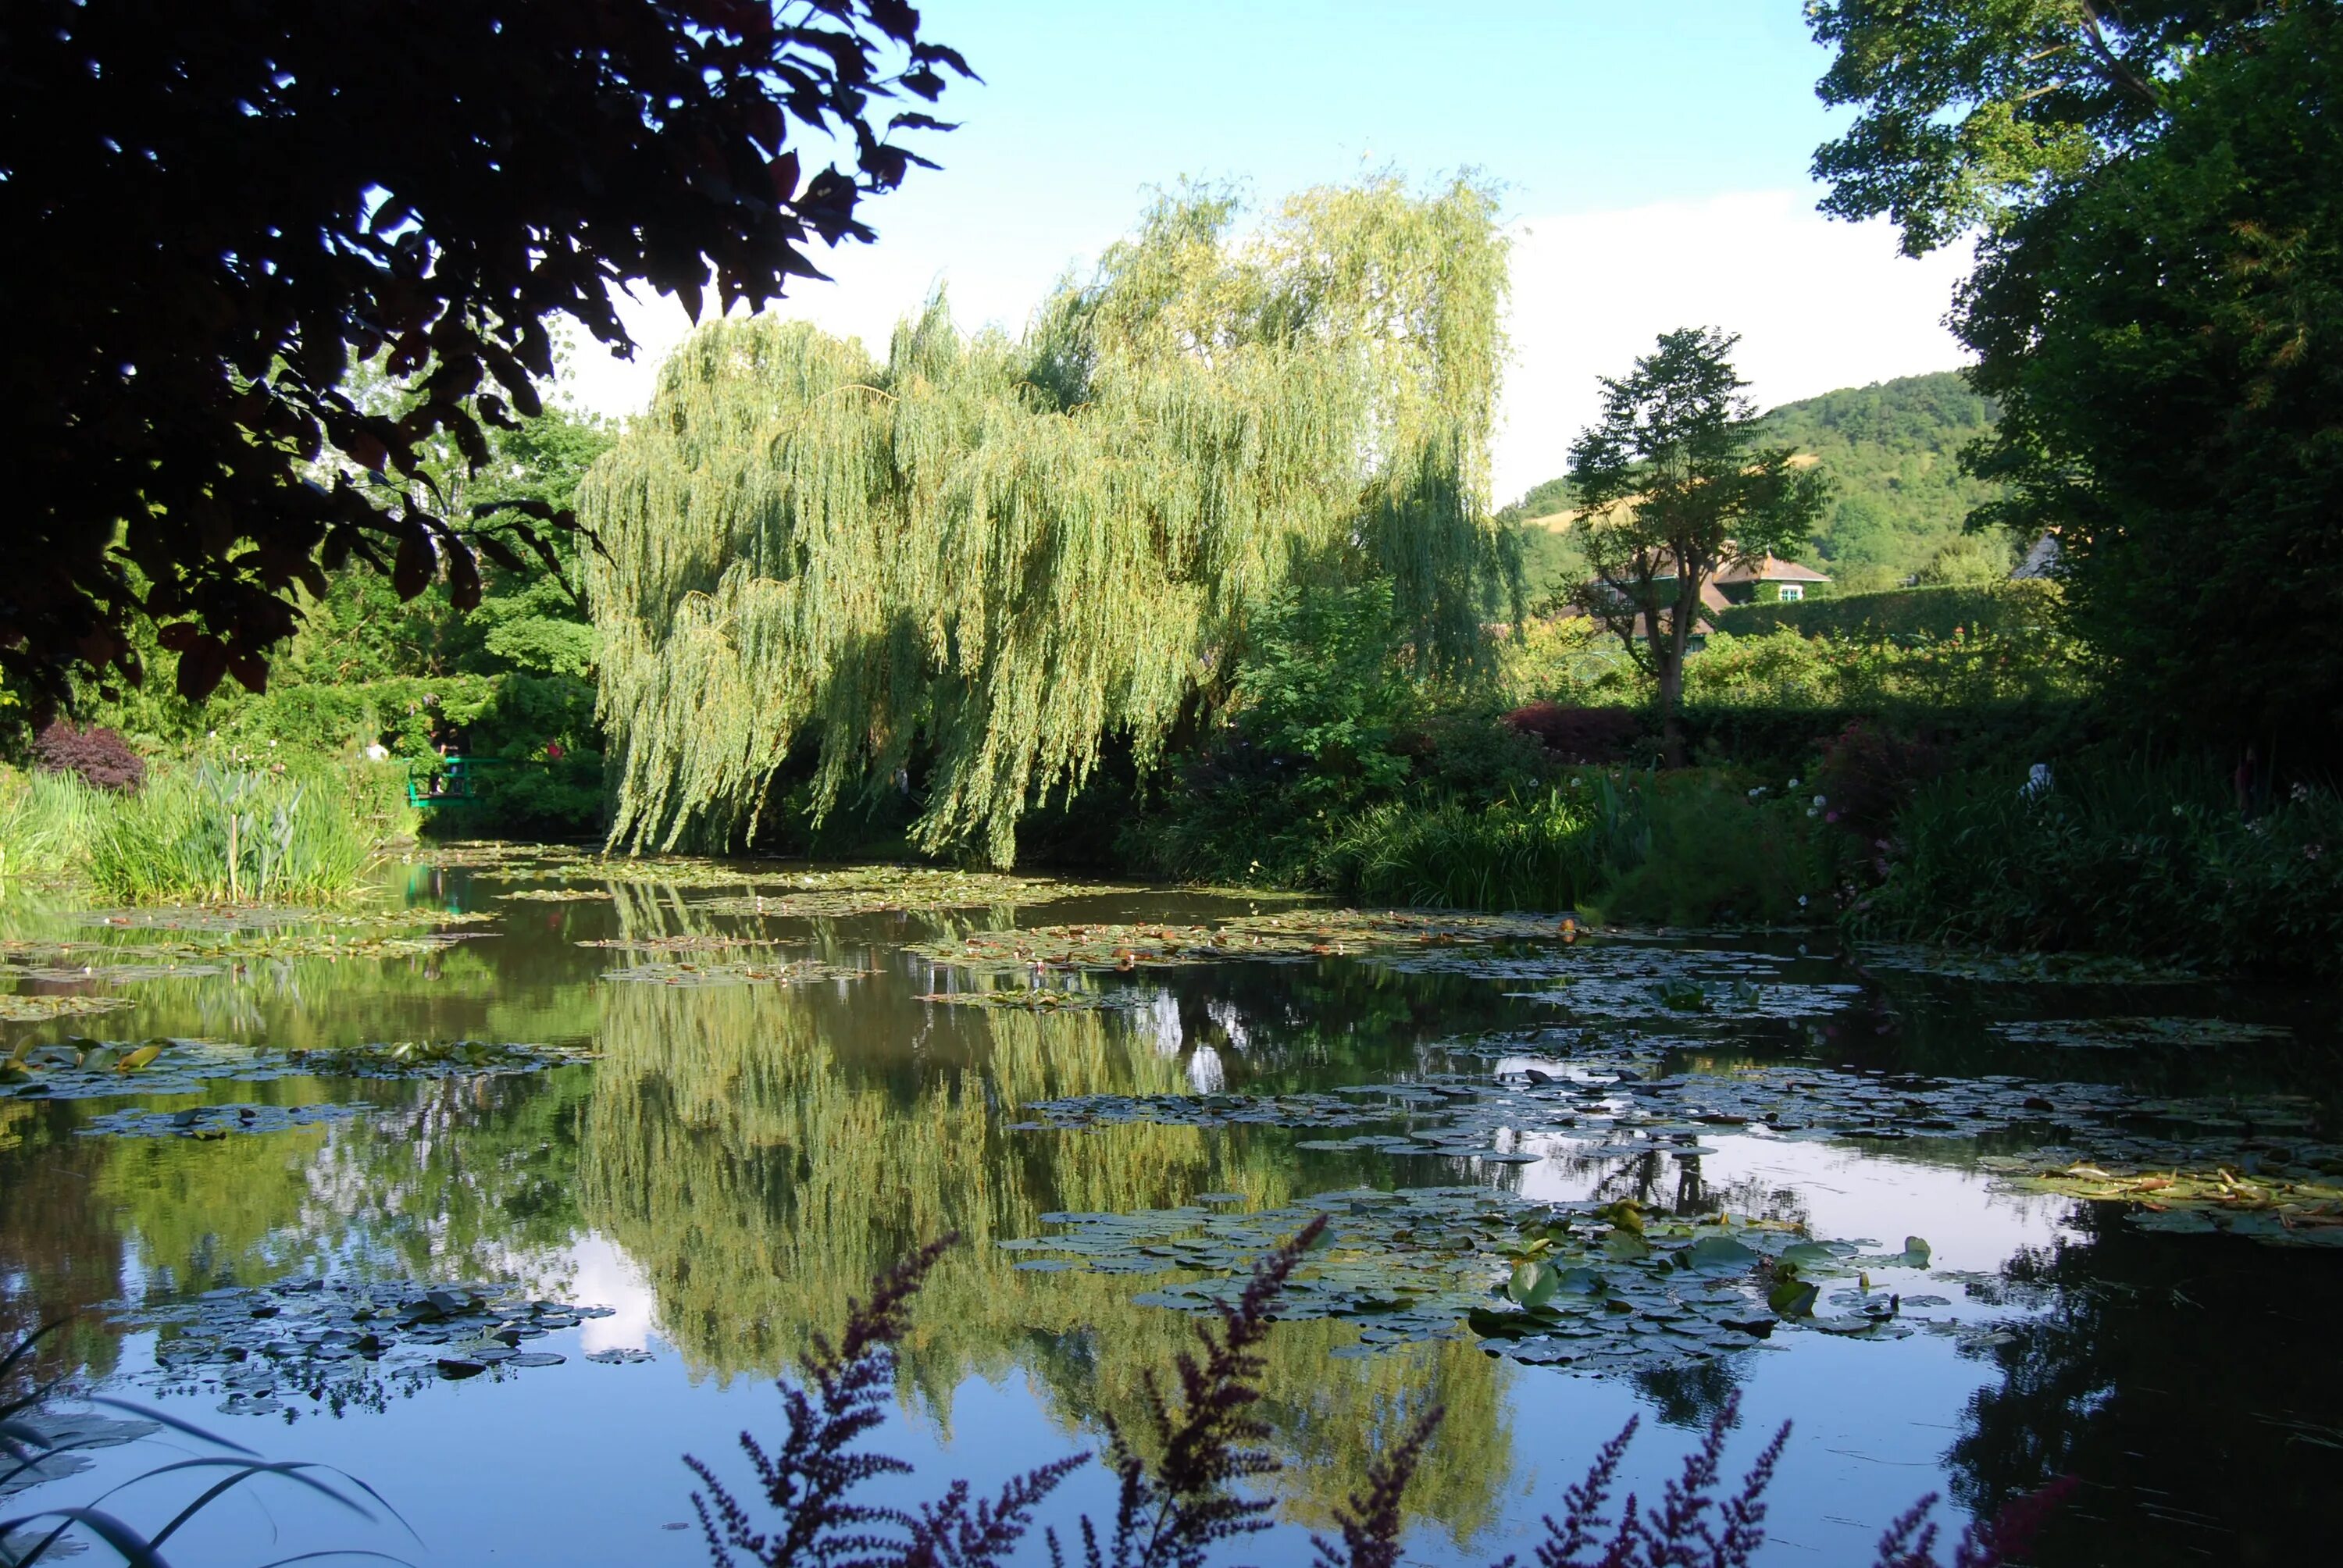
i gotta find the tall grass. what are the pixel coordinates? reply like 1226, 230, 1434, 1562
0, 771, 104, 883
1318, 778, 1650, 912
87, 763, 380, 904
1590, 775, 1845, 928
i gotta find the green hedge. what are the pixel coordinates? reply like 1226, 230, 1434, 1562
1711, 580, 2062, 641
1678, 697, 2098, 772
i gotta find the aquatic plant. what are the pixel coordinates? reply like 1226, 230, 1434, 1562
582, 175, 1514, 864
1, 1324, 402, 1565
1861, 754, 2343, 977
1317, 791, 1604, 912
0, 771, 103, 885
689, 1231, 2066, 1567
86, 763, 379, 905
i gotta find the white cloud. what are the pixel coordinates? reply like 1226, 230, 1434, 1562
1493, 191, 1974, 501
560, 187, 1976, 511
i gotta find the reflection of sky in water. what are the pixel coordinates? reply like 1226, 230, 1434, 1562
566, 1232, 662, 1355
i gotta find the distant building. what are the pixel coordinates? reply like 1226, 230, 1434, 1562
2012, 532, 2062, 580
1572, 552, 1832, 645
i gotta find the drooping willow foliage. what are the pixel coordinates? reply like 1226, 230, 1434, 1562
582, 176, 1513, 861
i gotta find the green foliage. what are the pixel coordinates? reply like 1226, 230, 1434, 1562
1806, 2, 2260, 256
1509, 372, 2010, 600
1227, 584, 1421, 814
1316, 790, 1612, 912
8, 0, 963, 707
1760, 372, 2009, 591
583, 176, 1516, 864
1956, 6, 2343, 742
1590, 775, 1845, 928
1862, 755, 2343, 978
85, 762, 381, 904
0, 769, 103, 882
1711, 582, 2061, 642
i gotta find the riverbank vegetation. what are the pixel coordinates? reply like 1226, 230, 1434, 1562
13, 5, 2342, 977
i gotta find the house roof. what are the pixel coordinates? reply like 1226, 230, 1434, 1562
1712, 554, 1831, 584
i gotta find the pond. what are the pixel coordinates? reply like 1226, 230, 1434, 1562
2, 852, 2337, 1566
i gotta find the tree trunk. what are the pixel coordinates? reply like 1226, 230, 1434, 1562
1657, 654, 1686, 768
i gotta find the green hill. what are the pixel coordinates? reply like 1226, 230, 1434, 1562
1501, 370, 2012, 599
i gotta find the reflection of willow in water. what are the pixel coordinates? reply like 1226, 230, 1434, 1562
578, 980, 1512, 1545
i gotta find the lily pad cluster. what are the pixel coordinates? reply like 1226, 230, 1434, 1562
495, 887, 616, 903
574, 934, 793, 952
1986, 1135, 2343, 1249
599, 957, 876, 988
1002, 1187, 1945, 1373
3, 1035, 595, 1103
1987, 1016, 2291, 1052
0, 991, 135, 1023
913, 910, 1582, 977
1852, 944, 2198, 985
689, 868, 1125, 920
113, 1278, 625, 1415
80, 1101, 373, 1139
1015, 1060, 2151, 1150
918, 985, 1164, 1013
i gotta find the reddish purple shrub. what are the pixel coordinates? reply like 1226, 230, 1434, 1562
1814, 721, 1938, 839
30, 721, 144, 792
1503, 703, 1645, 765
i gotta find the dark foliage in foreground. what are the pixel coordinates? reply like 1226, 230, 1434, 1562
4, 0, 969, 710
689, 1227, 2068, 1567
28, 724, 144, 793
1, 1323, 404, 1566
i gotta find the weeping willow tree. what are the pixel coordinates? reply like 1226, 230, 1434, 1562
582, 176, 1513, 861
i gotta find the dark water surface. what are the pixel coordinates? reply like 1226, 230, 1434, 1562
2, 856, 2337, 1566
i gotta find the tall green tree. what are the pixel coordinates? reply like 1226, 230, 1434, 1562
581, 177, 1515, 863
1809, 1, 2335, 741
1956, 7, 2343, 738
1568, 329, 1826, 765
1807, 1, 2278, 257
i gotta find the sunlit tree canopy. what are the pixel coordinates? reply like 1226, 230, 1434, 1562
582, 176, 1514, 862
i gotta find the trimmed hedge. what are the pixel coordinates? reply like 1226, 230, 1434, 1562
1711, 580, 2062, 642
1678, 698, 2098, 773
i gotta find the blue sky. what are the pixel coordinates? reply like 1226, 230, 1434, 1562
565, 1, 1972, 501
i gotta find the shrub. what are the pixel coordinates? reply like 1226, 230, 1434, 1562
1710, 581, 2063, 642
1591, 775, 1844, 928
1501, 703, 1645, 764
1860, 756, 2343, 977
30, 722, 143, 792
1813, 721, 1940, 841
1318, 791, 1608, 911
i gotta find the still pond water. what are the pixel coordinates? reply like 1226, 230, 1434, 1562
2, 851, 2338, 1566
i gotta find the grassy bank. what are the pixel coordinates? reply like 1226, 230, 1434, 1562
1, 758, 408, 904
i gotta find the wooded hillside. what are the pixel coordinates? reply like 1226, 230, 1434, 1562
1504, 370, 2009, 597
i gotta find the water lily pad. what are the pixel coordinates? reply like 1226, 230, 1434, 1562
110, 1278, 608, 1411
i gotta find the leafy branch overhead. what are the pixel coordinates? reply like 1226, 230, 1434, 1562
1807, 0, 2282, 255
2, 0, 971, 707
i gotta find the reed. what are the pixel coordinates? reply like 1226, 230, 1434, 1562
0, 771, 104, 884
86, 763, 380, 904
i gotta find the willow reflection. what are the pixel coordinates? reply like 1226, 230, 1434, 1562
578, 974, 1514, 1545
